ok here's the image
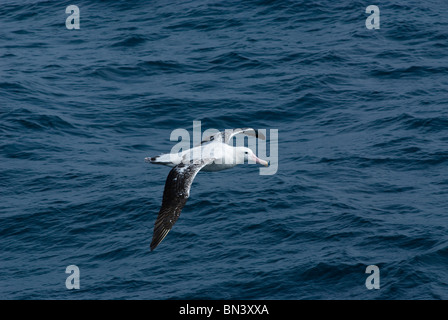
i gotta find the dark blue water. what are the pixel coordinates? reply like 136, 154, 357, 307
1, 0, 447, 300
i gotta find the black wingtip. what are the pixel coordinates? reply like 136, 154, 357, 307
150, 238, 159, 251
255, 129, 266, 140
150, 227, 171, 252
150, 242, 158, 251
150, 240, 163, 252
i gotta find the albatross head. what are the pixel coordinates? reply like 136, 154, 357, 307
236, 147, 269, 167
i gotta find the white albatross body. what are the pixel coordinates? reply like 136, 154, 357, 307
146, 140, 266, 172
145, 128, 269, 251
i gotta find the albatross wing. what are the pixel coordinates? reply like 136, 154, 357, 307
150, 158, 214, 251
200, 128, 266, 145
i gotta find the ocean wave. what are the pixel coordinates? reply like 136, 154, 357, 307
1, 0, 447, 300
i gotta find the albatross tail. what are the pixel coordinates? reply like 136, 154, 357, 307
145, 154, 180, 167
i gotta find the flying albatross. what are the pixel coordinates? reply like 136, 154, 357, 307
145, 128, 269, 251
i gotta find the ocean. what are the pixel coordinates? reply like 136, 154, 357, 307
1, 0, 447, 300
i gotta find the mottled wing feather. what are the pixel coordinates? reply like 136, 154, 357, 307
150, 159, 214, 251
201, 128, 265, 145
224, 128, 266, 144
200, 131, 223, 145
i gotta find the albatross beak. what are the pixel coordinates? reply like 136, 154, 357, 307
254, 156, 269, 167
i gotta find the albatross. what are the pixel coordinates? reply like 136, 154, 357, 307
145, 128, 269, 251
